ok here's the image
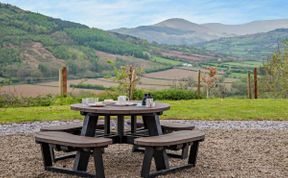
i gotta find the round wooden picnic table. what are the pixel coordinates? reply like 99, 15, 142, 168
70, 102, 171, 172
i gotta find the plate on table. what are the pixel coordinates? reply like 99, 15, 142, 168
88, 102, 105, 107
103, 99, 116, 105
114, 102, 136, 106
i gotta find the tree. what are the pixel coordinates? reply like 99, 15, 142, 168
260, 41, 288, 98
202, 67, 218, 98
110, 61, 143, 100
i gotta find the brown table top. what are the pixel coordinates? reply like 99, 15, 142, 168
70, 102, 170, 115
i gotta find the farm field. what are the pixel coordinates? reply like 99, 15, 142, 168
143, 68, 199, 80
1, 66, 242, 97
0, 84, 102, 97
96, 51, 168, 70
199, 60, 263, 79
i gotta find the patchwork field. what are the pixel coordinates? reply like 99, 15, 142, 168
0, 66, 241, 97
0, 84, 102, 97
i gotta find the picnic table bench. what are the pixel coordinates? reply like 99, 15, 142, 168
36, 102, 205, 178
135, 130, 205, 178
35, 131, 112, 178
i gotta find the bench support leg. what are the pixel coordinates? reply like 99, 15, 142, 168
143, 115, 169, 171
74, 114, 98, 171
154, 149, 169, 171
188, 141, 199, 166
181, 144, 189, 159
93, 148, 105, 178
141, 147, 154, 178
40, 143, 53, 168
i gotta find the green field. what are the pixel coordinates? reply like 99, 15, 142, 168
151, 56, 182, 65
1, 99, 287, 124
200, 60, 263, 79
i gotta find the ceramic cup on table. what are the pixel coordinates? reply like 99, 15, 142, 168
146, 98, 155, 107
117, 96, 128, 104
82, 98, 98, 105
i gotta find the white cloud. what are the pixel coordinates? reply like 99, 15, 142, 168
2, 0, 287, 29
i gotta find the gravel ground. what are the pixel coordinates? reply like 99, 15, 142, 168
0, 129, 287, 178
1, 120, 288, 135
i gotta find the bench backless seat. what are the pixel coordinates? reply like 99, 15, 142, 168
40, 120, 105, 133
35, 131, 112, 178
161, 122, 195, 133
134, 130, 205, 178
40, 120, 105, 162
36, 131, 111, 147
131, 120, 195, 159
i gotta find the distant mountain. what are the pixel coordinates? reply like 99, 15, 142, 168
112, 18, 288, 45
203, 19, 288, 35
199, 28, 288, 60
112, 18, 227, 45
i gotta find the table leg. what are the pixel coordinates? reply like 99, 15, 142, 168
142, 114, 169, 170
73, 114, 98, 171
104, 115, 110, 135
131, 115, 137, 134
117, 115, 124, 143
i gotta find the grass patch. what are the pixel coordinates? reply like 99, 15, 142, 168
151, 56, 182, 65
162, 99, 288, 121
1, 99, 288, 123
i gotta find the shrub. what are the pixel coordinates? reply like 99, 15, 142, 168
150, 89, 202, 100
0, 94, 55, 107
70, 83, 108, 90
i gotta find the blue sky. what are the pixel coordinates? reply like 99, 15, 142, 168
2, 0, 288, 29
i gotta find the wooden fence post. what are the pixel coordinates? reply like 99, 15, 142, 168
254, 68, 258, 99
247, 72, 252, 99
197, 70, 201, 96
59, 66, 67, 97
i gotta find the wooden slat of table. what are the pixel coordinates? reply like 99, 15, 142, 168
70, 102, 170, 115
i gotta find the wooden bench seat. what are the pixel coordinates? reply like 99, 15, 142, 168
40, 120, 105, 162
134, 130, 204, 147
40, 120, 105, 133
130, 120, 196, 159
36, 131, 112, 148
134, 130, 205, 178
161, 123, 195, 133
35, 131, 112, 178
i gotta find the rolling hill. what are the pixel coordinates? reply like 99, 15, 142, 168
0, 3, 163, 83
112, 18, 288, 45
0, 3, 226, 83
199, 29, 288, 60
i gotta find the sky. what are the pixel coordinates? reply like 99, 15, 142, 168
1, 0, 288, 30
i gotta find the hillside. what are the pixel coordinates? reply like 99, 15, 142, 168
112, 18, 288, 45
1, 3, 228, 83
199, 29, 288, 60
0, 3, 156, 83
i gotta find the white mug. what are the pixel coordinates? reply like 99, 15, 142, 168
146, 98, 154, 107
117, 96, 128, 104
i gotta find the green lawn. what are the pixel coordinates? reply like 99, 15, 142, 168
151, 56, 182, 65
0, 99, 288, 124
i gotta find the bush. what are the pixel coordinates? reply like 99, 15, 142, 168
0, 94, 55, 107
70, 83, 108, 90
149, 89, 201, 100
91, 88, 201, 101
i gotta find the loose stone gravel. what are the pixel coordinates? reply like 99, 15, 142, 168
1, 120, 288, 135
0, 129, 287, 178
